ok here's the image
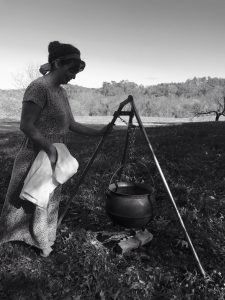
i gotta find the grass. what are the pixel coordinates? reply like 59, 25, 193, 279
0, 121, 225, 299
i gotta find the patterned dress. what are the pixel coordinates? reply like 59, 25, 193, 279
0, 77, 74, 252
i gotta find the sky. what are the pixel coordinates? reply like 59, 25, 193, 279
1, 0, 225, 89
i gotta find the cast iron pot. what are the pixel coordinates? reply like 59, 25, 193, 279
105, 163, 155, 228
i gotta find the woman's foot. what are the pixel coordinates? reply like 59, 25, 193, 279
40, 246, 53, 257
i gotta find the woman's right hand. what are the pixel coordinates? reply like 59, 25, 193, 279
47, 145, 58, 168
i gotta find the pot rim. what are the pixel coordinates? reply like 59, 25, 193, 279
107, 181, 153, 196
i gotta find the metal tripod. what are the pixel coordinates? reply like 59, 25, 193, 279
57, 95, 206, 278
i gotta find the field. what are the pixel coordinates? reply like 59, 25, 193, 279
0, 119, 225, 299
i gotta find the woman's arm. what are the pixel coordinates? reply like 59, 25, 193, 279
63, 89, 111, 136
20, 102, 57, 164
69, 120, 108, 136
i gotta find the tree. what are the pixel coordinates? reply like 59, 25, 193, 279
193, 97, 225, 121
12, 63, 41, 89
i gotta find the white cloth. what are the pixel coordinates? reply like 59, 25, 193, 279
19, 143, 79, 209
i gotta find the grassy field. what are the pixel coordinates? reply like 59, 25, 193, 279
1, 113, 224, 128
0, 121, 225, 299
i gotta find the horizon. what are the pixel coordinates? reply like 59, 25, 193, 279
1, 0, 225, 89
0, 75, 223, 91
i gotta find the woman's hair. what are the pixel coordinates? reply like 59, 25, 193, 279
48, 41, 81, 64
39, 41, 85, 75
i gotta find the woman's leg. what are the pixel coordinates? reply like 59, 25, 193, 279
47, 186, 62, 246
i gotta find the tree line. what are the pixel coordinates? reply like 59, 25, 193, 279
1, 76, 225, 119
65, 77, 225, 118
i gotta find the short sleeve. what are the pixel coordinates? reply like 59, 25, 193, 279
23, 81, 47, 109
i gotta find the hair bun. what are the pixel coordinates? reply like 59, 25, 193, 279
48, 41, 61, 53
47, 41, 81, 63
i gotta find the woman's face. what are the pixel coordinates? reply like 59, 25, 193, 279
58, 60, 81, 84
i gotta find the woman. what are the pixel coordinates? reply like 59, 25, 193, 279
0, 41, 109, 257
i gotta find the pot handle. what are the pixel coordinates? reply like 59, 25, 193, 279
109, 159, 155, 188
109, 165, 125, 185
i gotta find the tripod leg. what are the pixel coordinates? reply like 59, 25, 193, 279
131, 99, 207, 278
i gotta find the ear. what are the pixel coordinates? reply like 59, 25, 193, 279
53, 59, 61, 69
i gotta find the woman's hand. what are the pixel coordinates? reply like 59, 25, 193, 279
47, 145, 58, 168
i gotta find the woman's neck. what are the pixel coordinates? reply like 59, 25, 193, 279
44, 72, 61, 88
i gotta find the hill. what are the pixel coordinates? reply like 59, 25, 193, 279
0, 77, 225, 120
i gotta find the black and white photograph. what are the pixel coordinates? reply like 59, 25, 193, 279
0, 0, 225, 299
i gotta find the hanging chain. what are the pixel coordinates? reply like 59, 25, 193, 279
127, 124, 137, 162
117, 115, 137, 162
112, 104, 140, 183
120, 122, 138, 183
